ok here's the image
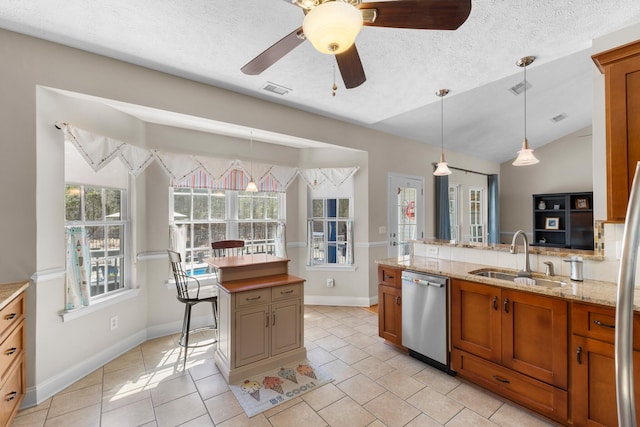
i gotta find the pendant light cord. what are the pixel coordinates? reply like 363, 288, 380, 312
441, 93, 444, 156
523, 63, 527, 140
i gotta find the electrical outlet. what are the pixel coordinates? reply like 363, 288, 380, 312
109, 315, 118, 331
326, 278, 335, 288
427, 246, 439, 256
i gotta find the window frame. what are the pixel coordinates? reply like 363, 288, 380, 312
64, 183, 129, 301
307, 196, 354, 267
468, 187, 484, 243
169, 187, 285, 277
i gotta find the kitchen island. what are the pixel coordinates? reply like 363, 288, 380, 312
206, 254, 306, 384
376, 256, 639, 426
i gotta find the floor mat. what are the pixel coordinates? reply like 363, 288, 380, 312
228, 359, 332, 417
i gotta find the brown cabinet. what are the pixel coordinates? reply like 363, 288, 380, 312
450, 279, 568, 422
377, 265, 403, 347
571, 303, 640, 426
593, 40, 640, 221
0, 287, 26, 427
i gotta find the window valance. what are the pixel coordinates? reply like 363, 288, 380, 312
59, 123, 358, 192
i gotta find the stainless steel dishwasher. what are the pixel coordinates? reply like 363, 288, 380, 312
401, 270, 453, 374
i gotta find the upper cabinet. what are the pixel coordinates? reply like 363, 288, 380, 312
593, 40, 640, 222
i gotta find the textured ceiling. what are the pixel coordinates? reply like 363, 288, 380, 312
1, 0, 640, 162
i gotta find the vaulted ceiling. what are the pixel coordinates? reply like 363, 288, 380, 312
2, 0, 640, 162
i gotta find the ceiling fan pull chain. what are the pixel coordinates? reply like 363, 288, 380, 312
332, 62, 338, 96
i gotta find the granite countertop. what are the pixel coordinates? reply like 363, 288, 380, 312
376, 256, 636, 310
0, 281, 29, 310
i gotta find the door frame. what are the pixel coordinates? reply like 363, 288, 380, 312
387, 173, 424, 257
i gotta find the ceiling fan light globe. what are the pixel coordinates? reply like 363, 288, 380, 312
303, 1, 363, 54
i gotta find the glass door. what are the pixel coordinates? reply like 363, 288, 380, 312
388, 174, 424, 257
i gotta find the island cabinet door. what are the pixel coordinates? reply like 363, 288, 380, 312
501, 290, 568, 389
234, 305, 270, 368
271, 299, 301, 357
571, 335, 640, 427
450, 279, 501, 363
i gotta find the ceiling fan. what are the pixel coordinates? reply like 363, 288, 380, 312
241, 0, 472, 89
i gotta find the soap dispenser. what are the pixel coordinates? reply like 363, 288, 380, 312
564, 256, 584, 281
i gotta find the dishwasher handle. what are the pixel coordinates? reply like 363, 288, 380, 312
401, 276, 445, 287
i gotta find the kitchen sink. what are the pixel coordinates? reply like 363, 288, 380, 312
469, 269, 567, 288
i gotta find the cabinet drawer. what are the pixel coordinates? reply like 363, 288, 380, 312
572, 303, 640, 348
0, 296, 23, 343
0, 359, 23, 427
235, 288, 271, 309
272, 283, 301, 302
452, 349, 568, 423
0, 322, 23, 385
378, 266, 401, 288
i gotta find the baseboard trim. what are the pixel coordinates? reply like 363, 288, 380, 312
304, 295, 378, 307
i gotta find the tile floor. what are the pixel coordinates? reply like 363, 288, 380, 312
13, 305, 558, 427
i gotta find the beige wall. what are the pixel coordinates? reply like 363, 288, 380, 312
1, 28, 498, 406
499, 127, 593, 243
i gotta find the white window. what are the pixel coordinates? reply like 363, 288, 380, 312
308, 197, 353, 265
170, 188, 285, 276
65, 184, 128, 299
469, 187, 484, 243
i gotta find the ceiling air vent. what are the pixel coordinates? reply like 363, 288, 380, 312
262, 82, 291, 96
550, 113, 568, 123
508, 80, 532, 96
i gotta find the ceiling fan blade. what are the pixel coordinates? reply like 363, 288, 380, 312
241, 26, 305, 75
335, 44, 366, 89
360, 0, 471, 30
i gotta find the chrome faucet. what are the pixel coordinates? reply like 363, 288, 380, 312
543, 261, 555, 277
510, 230, 532, 277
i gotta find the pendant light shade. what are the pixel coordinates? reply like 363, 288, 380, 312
512, 56, 540, 166
245, 131, 258, 192
433, 88, 452, 176
302, 1, 363, 55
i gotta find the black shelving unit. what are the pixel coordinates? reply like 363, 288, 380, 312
532, 192, 594, 250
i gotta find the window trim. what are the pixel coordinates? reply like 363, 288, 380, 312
64, 183, 130, 302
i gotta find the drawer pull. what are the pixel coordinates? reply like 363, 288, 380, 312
5, 348, 16, 356
246, 296, 262, 302
492, 296, 498, 311
503, 298, 509, 314
4, 313, 16, 321
272, 313, 276, 326
395, 295, 401, 306
594, 319, 615, 329
5, 391, 16, 402
493, 375, 510, 384
576, 346, 583, 364
280, 289, 294, 295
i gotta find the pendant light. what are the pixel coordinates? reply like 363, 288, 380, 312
512, 56, 540, 166
433, 88, 452, 176
245, 131, 258, 192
